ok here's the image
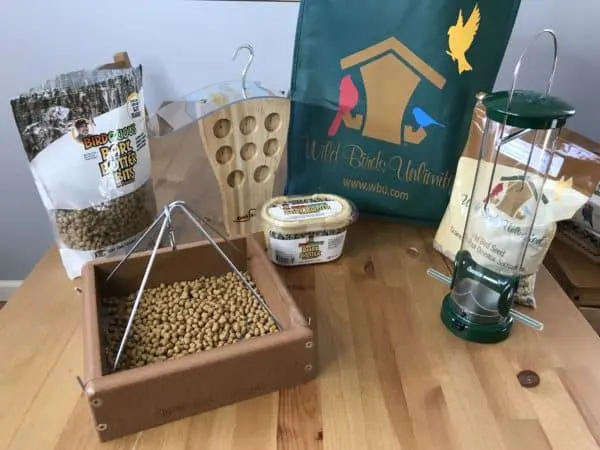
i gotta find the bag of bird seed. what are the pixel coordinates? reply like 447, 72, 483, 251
285, 0, 522, 225
10, 65, 156, 279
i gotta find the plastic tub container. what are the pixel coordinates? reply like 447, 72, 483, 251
260, 193, 357, 266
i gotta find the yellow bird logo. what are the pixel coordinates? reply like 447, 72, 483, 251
446, 4, 481, 74
554, 176, 573, 200
209, 92, 228, 105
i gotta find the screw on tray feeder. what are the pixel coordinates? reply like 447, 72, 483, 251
426, 29, 576, 342
104, 200, 283, 372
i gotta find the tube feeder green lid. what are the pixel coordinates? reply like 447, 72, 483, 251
482, 89, 575, 130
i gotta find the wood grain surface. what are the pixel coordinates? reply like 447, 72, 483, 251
2, 220, 600, 450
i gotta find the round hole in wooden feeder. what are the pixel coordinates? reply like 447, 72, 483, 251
253, 166, 270, 183
227, 170, 245, 188
216, 146, 233, 164
240, 143, 257, 161
213, 119, 231, 138
97, 423, 108, 432
240, 116, 257, 135
264, 113, 281, 132
263, 138, 280, 157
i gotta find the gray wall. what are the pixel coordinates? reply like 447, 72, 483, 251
0, 0, 597, 280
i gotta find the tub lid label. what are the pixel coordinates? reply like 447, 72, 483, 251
267, 200, 343, 222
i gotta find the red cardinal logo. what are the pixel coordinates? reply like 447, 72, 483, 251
484, 182, 503, 203
328, 74, 359, 137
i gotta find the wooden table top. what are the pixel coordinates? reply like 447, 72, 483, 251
2, 220, 600, 450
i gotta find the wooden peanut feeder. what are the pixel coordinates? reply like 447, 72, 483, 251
197, 45, 290, 236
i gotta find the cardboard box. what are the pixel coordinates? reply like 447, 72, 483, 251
553, 129, 600, 262
81, 236, 315, 442
545, 238, 600, 308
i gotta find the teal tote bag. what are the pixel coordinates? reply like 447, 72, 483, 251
285, 0, 522, 226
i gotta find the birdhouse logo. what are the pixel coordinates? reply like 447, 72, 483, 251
485, 176, 549, 221
328, 37, 447, 145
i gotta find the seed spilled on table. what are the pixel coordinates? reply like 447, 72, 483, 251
102, 271, 278, 371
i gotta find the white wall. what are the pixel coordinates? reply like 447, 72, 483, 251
0, 0, 597, 280
495, 0, 599, 140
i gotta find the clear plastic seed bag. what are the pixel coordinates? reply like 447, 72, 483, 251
10, 65, 156, 279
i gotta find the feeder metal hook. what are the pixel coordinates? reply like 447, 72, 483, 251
485, 29, 560, 209
232, 44, 254, 99
511, 29, 558, 98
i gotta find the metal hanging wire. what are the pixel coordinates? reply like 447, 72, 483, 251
425, 268, 544, 330
232, 44, 254, 100
485, 29, 560, 204
104, 201, 282, 371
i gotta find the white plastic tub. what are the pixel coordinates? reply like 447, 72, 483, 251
260, 193, 357, 266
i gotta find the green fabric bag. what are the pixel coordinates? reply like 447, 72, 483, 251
285, 0, 521, 226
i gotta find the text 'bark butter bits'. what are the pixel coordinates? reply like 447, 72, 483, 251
261, 194, 357, 266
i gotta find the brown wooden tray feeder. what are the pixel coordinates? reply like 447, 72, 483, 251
80, 201, 316, 442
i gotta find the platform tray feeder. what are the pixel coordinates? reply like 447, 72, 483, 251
80, 201, 315, 442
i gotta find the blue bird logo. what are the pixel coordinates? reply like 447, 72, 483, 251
412, 107, 446, 129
